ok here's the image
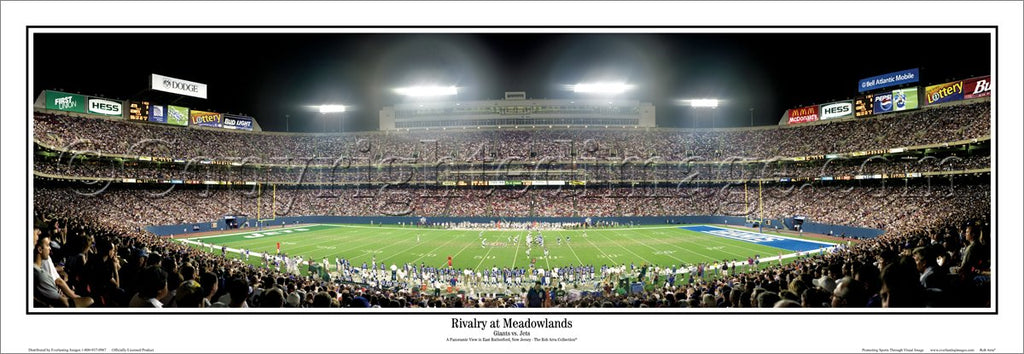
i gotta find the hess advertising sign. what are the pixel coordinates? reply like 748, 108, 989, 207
819, 101, 853, 120
88, 98, 123, 116
151, 73, 208, 99
787, 105, 819, 125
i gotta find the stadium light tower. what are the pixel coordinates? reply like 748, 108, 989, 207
572, 82, 633, 95
318, 104, 347, 133
686, 98, 719, 129
394, 86, 458, 97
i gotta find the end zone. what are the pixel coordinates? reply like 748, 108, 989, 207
680, 225, 837, 252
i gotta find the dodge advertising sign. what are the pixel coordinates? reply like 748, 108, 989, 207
892, 87, 919, 111
854, 94, 873, 117
963, 76, 992, 99
87, 98, 123, 116
925, 81, 964, 105
45, 90, 86, 113
222, 114, 255, 131
167, 105, 189, 126
858, 68, 919, 92
151, 73, 208, 99
190, 110, 223, 128
819, 100, 853, 120
787, 106, 819, 125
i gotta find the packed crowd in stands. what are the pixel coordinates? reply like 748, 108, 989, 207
30, 99, 993, 309
33, 182, 989, 236
33, 152, 990, 184
32, 184, 991, 308
34, 101, 989, 163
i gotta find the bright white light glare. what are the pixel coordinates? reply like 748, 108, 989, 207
572, 83, 633, 94
394, 86, 458, 97
689, 99, 719, 108
319, 105, 346, 113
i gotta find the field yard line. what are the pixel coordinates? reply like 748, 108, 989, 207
581, 236, 617, 265
288, 229, 393, 253
379, 233, 441, 263
474, 246, 494, 271
543, 248, 551, 269
581, 225, 687, 231
511, 233, 521, 268
553, 230, 584, 266
617, 231, 687, 264
185, 224, 328, 240
409, 234, 462, 264
445, 236, 477, 268
591, 231, 654, 265
329, 231, 403, 254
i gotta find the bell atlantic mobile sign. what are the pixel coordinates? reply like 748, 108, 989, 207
151, 73, 207, 99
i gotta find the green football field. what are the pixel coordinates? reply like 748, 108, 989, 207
177, 224, 834, 271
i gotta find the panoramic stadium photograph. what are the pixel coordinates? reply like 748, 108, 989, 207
29, 28, 994, 312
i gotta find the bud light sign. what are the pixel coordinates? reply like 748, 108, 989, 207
858, 68, 919, 92
222, 114, 254, 131
963, 76, 992, 99
873, 93, 893, 113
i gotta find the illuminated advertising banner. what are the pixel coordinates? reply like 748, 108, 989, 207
924, 81, 964, 105
858, 68, 919, 92
45, 90, 86, 113
854, 94, 873, 117
128, 101, 150, 121
149, 105, 167, 124
87, 97, 123, 116
167, 105, 189, 126
190, 110, 223, 128
963, 76, 992, 99
222, 114, 255, 131
787, 106, 819, 124
151, 73, 207, 99
873, 93, 893, 114
819, 100, 854, 120
892, 87, 919, 111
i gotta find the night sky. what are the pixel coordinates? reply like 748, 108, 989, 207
33, 31, 991, 132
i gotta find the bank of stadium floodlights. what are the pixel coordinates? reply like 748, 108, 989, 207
571, 82, 633, 95
681, 98, 720, 129
394, 85, 458, 97
317, 104, 346, 133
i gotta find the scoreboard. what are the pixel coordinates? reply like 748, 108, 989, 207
128, 101, 150, 121
854, 94, 873, 118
